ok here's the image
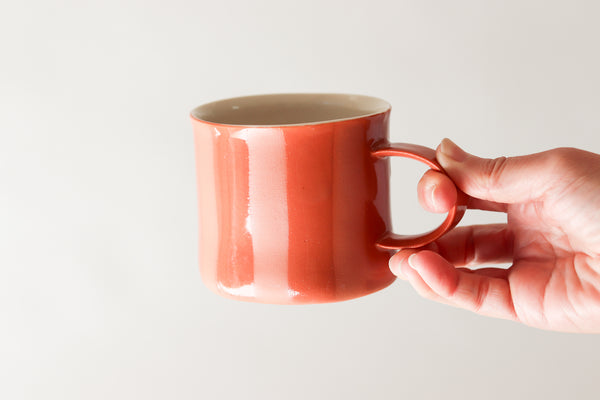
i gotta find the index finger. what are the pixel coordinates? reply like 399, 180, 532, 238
424, 223, 514, 267
408, 250, 517, 320
419, 170, 508, 213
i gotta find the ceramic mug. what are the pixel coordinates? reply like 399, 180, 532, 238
191, 93, 467, 304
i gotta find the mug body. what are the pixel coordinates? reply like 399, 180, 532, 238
192, 94, 396, 304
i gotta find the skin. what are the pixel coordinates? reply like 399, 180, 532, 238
389, 139, 600, 333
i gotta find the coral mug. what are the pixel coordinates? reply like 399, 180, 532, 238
191, 94, 467, 304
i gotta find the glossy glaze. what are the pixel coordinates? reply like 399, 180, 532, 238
191, 94, 465, 304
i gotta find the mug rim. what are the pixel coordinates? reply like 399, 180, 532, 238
190, 93, 391, 128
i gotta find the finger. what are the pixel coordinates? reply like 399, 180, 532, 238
436, 138, 566, 204
468, 198, 508, 213
389, 249, 453, 306
457, 267, 511, 279
424, 224, 514, 267
408, 251, 517, 320
417, 170, 457, 213
418, 170, 507, 213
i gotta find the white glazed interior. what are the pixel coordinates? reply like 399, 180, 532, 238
191, 93, 391, 126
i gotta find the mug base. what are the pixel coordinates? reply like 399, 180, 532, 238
205, 275, 397, 305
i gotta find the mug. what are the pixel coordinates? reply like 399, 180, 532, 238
191, 93, 467, 304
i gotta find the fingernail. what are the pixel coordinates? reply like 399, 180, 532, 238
438, 138, 468, 163
429, 183, 438, 211
389, 255, 407, 280
407, 253, 419, 271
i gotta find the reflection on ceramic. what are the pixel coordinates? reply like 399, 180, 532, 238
191, 94, 467, 304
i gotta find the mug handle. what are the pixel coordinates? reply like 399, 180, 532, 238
372, 143, 468, 250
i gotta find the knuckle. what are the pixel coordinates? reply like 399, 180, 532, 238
471, 281, 488, 313
482, 156, 510, 188
451, 277, 488, 314
543, 147, 589, 185
546, 147, 580, 172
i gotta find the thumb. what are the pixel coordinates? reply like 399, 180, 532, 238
436, 138, 559, 204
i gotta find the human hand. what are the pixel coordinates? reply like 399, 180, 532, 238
389, 139, 600, 333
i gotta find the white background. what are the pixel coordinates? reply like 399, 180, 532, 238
2, 1, 600, 399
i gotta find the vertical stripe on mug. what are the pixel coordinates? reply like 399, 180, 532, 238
194, 125, 219, 289
330, 121, 370, 298
285, 126, 336, 302
212, 127, 255, 297
244, 128, 291, 302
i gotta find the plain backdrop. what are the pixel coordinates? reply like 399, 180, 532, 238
2, 1, 600, 399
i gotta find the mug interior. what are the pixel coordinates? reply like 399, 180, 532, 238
190, 93, 390, 126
